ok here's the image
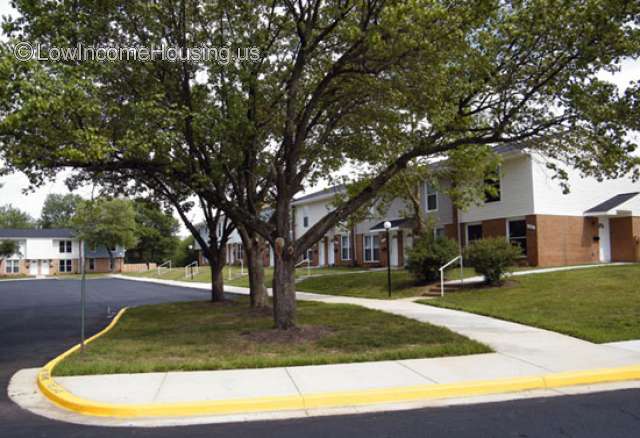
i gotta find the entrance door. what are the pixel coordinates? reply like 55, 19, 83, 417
599, 218, 611, 263
29, 260, 38, 276
41, 260, 50, 276
328, 239, 335, 265
319, 239, 325, 266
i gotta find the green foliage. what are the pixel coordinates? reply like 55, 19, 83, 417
407, 234, 459, 283
0, 240, 18, 259
172, 235, 196, 267
464, 238, 522, 286
0, 204, 34, 228
39, 193, 83, 228
126, 199, 180, 264
71, 198, 139, 258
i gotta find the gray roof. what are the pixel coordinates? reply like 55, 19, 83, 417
293, 184, 346, 204
0, 228, 76, 239
585, 193, 639, 214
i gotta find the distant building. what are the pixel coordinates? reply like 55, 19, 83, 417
0, 228, 126, 276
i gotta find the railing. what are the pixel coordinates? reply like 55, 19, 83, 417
157, 260, 172, 276
439, 255, 464, 297
226, 258, 246, 280
184, 261, 199, 279
295, 258, 311, 277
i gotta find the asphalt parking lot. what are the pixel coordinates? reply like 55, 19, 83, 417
1, 278, 639, 438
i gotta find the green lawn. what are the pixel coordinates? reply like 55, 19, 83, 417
122, 265, 369, 287
297, 270, 432, 299
420, 264, 640, 343
55, 298, 490, 376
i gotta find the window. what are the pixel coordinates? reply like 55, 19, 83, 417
5, 260, 19, 274
364, 234, 380, 262
59, 259, 72, 273
434, 228, 445, 239
484, 167, 501, 203
508, 219, 528, 256
467, 224, 483, 243
302, 207, 309, 228
88, 258, 95, 271
425, 182, 438, 212
59, 240, 72, 253
340, 234, 351, 260
306, 248, 313, 261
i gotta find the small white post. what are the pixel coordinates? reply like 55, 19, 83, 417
440, 268, 444, 297
240, 258, 244, 276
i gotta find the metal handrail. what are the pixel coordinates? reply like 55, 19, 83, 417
439, 255, 464, 297
157, 260, 172, 275
184, 261, 199, 279
295, 257, 311, 276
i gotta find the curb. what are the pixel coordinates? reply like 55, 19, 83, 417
37, 308, 640, 418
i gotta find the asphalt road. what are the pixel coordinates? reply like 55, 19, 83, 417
1, 278, 639, 438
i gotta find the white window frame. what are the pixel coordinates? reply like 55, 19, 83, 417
363, 234, 380, 262
465, 223, 483, 246
59, 259, 72, 273
484, 167, 502, 204
59, 240, 72, 254
425, 182, 438, 212
340, 234, 351, 261
5, 259, 20, 274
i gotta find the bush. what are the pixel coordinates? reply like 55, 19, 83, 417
464, 238, 522, 285
407, 234, 459, 283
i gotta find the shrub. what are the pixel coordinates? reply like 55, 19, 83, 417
464, 238, 522, 285
407, 234, 459, 283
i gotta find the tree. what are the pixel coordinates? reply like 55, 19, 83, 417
1, 1, 638, 329
39, 193, 83, 228
0, 240, 18, 259
126, 199, 180, 264
0, 205, 35, 229
71, 199, 138, 272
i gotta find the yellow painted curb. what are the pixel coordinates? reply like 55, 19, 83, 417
37, 308, 640, 418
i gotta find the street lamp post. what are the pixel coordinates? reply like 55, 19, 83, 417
80, 240, 86, 351
188, 244, 194, 280
384, 221, 392, 298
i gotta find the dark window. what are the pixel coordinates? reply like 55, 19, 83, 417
467, 224, 483, 243
340, 235, 350, 260
59, 259, 72, 273
303, 216, 309, 227
508, 219, 528, 256
66, 241, 72, 253
425, 183, 438, 211
89, 258, 95, 271
59, 240, 72, 253
484, 168, 501, 203
364, 235, 380, 262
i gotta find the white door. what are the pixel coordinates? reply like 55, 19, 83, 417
390, 234, 399, 267
599, 218, 611, 263
41, 260, 50, 275
29, 260, 38, 276
318, 239, 325, 266
328, 239, 335, 265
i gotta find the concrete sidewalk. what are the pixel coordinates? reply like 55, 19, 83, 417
36, 275, 635, 416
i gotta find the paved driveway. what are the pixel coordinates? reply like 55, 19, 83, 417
2, 278, 640, 438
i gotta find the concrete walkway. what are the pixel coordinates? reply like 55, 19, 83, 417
44, 274, 637, 414
445, 262, 630, 285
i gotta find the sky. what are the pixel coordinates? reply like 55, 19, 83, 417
0, 1, 638, 237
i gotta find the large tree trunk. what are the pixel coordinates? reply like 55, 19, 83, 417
272, 252, 297, 329
208, 249, 225, 302
237, 226, 268, 308
247, 244, 268, 308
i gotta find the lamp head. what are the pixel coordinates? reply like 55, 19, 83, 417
383, 221, 392, 230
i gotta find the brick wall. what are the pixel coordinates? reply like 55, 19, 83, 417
531, 215, 599, 267
610, 216, 640, 262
